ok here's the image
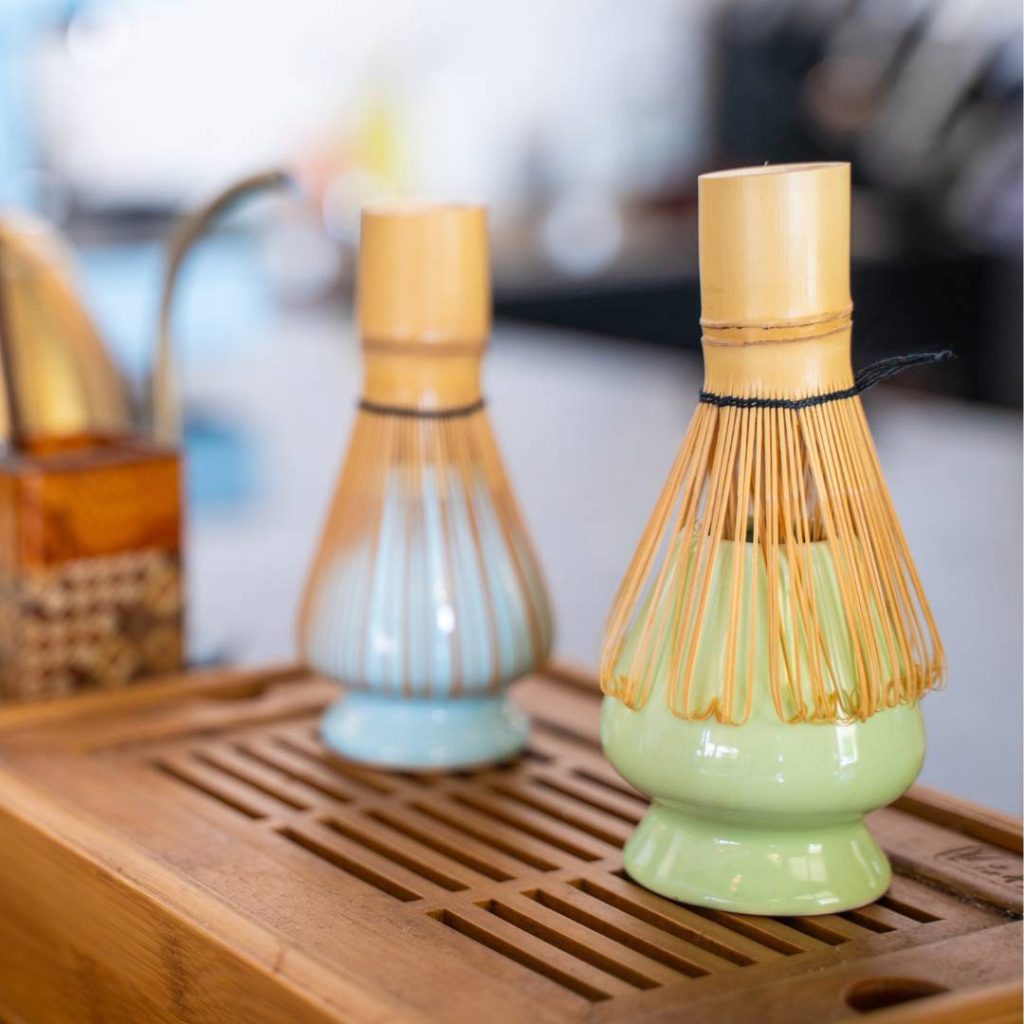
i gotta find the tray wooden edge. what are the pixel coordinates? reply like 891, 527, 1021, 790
0, 663, 308, 729
852, 980, 1023, 1024
0, 764, 428, 1024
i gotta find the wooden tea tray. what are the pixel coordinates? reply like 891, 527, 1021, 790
0, 664, 1019, 1023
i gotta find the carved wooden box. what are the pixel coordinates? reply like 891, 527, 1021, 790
0, 440, 183, 701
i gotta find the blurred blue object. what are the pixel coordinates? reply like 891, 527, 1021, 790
78, 233, 274, 381
0, 3, 50, 206
78, 233, 271, 512
183, 410, 257, 510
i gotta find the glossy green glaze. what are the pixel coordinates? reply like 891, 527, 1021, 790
602, 538, 926, 914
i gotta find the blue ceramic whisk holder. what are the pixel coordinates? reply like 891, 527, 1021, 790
319, 692, 529, 771
298, 202, 552, 773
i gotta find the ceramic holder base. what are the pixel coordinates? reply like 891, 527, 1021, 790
624, 801, 891, 915
319, 692, 529, 771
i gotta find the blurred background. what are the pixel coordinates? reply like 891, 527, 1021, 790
1, 0, 1021, 809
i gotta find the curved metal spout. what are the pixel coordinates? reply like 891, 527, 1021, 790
152, 169, 295, 444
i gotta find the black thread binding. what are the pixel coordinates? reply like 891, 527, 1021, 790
699, 351, 954, 410
358, 398, 486, 419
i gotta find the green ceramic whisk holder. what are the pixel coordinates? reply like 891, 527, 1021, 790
598, 163, 942, 916
600, 534, 928, 916
602, 685, 924, 916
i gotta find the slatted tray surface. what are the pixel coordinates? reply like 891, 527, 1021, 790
0, 666, 1019, 1024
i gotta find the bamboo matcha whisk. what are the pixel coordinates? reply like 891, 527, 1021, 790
600, 162, 945, 725
298, 202, 552, 769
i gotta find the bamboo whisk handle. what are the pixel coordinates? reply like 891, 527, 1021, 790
698, 162, 852, 337
357, 203, 491, 413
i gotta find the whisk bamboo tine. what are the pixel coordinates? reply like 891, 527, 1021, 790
600, 162, 943, 726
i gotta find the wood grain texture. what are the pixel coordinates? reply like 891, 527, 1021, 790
2, 441, 181, 566
0, 663, 1018, 1023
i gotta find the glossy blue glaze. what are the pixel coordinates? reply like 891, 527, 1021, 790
304, 471, 550, 697
304, 457, 551, 770
319, 691, 529, 770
